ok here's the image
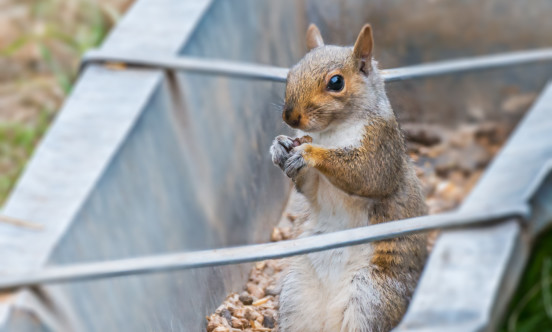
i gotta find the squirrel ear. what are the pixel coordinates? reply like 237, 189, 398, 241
353, 24, 374, 74
306, 24, 324, 51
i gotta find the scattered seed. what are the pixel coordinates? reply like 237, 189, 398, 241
205, 122, 510, 331
252, 297, 270, 306
239, 292, 253, 305
262, 315, 275, 328
219, 309, 232, 324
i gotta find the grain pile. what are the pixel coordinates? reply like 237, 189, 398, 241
206, 121, 511, 332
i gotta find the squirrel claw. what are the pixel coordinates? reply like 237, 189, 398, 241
284, 151, 307, 179
277, 135, 295, 152
270, 135, 294, 169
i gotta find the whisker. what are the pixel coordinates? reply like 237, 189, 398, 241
270, 102, 284, 112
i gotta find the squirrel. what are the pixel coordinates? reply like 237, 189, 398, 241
269, 24, 428, 332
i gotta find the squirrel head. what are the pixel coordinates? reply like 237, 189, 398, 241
283, 24, 390, 132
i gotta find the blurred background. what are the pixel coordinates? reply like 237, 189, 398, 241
0, 1, 551, 331
0, 0, 134, 204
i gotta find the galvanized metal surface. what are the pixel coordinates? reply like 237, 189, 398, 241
1, 0, 552, 331
396, 81, 552, 332
0, 1, 221, 331
0, 204, 530, 290
82, 49, 289, 82
302, 0, 552, 126
382, 48, 552, 82
0, 1, 300, 331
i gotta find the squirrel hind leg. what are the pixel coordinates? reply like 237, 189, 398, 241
278, 267, 326, 332
340, 268, 408, 332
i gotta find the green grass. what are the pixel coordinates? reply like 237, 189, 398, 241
500, 230, 552, 332
0, 109, 54, 205
0, 0, 118, 94
0, 0, 129, 204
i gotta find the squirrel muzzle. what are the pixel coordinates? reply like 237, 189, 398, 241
282, 105, 303, 129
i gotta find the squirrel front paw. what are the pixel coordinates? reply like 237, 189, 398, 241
270, 135, 295, 169
284, 147, 308, 179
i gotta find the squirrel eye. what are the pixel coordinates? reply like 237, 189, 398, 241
327, 75, 344, 92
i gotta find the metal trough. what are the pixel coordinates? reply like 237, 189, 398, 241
1, 0, 552, 331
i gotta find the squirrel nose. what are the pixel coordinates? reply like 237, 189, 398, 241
284, 106, 293, 121
284, 112, 302, 128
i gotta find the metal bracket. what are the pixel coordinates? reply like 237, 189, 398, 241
0, 200, 537, 291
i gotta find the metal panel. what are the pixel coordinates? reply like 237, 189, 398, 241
0, 204, 531, 290
0, 0, 215, 331
396, 81, 552, 331
1, 0, 552, 331
0, 0, 298, 331
42, 74, 289, 331
301, 0, 552, 126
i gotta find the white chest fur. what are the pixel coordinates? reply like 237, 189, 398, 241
300, 119, 367, 149
306, 177, 374, 279
280, 121, 381, 331
297, 119, 374, 281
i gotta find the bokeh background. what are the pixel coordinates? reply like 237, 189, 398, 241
0, 0, 134, 204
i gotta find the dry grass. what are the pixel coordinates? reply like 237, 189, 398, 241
0, 0, 134, 204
